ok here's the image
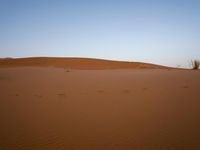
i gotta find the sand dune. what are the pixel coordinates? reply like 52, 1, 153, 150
0, 58, 200, 150
0, 57, 170, 69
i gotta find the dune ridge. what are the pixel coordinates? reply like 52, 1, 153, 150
0, 57, 170, 69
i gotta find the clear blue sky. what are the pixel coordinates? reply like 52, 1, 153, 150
0, 0, 200, 67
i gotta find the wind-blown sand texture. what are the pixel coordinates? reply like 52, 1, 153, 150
0, 58, 200, 150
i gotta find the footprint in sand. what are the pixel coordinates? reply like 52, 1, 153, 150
181, 85, 189, 89
34, 94, 43, 98
57, 93, 66, 97
80, 92, 88, 95
97, 90, 104, 94
122, 89, 130, 94
142, 87, 149, 91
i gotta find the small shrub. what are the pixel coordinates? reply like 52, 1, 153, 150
191, 60, 200, 70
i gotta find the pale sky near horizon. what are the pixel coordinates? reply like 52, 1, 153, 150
0, 0, 200, 67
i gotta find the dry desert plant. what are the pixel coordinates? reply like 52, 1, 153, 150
191, 60, 200, 70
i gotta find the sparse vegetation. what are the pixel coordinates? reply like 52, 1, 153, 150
191, 60, 200, 70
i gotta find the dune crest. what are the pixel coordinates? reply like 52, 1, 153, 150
0, 57, 169, 69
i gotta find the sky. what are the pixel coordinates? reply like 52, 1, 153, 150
0, 0, 200, 67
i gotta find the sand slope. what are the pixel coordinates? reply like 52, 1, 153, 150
0, 57, 169, 69
0, 66, 200, 150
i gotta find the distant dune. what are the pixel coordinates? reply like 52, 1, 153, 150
0, 57, 170, 69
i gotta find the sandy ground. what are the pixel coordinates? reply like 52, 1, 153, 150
0, 67, 200, 150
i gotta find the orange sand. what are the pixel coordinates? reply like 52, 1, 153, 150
0, 57, 169, 69
0, 58, 200, 150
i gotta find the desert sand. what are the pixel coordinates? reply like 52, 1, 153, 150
0, 57, 169, 69
0, 58, 200, 150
